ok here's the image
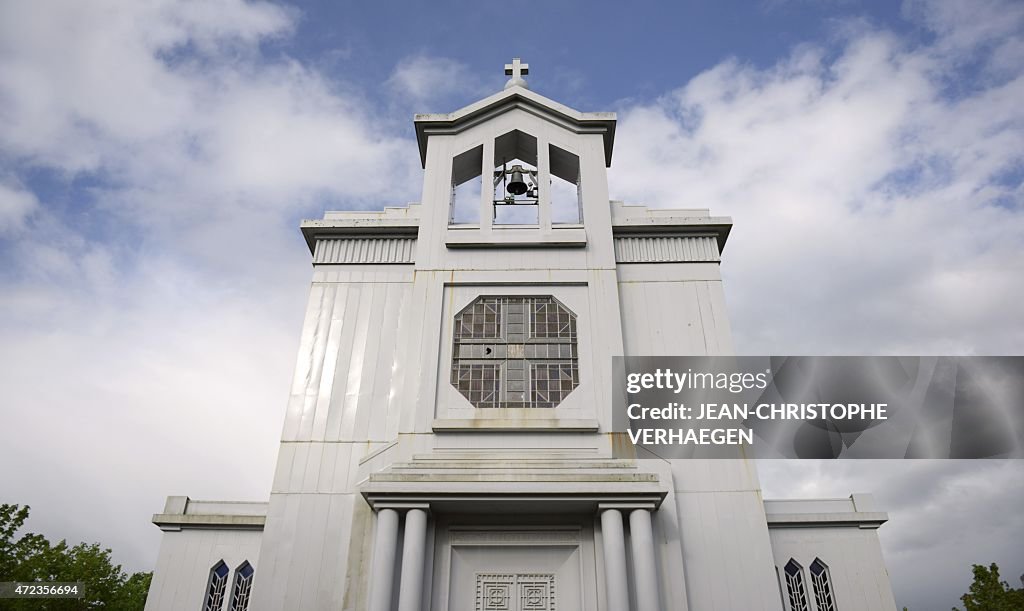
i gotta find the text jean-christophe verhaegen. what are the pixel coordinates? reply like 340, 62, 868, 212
617, 356, 1023, 459
624, 367, 888, 446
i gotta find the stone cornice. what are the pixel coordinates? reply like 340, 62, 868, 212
360, 451, 667, 511
151, 496, 267, 532
764, 511, 889, 530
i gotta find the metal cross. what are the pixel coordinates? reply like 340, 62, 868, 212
504, 57, 529, 80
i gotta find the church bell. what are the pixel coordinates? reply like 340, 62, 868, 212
506, 165, 529, 195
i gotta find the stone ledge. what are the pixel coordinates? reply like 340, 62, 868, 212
151, 514, 266, 532
370, 472, 659, 483
393, 460, 633, 469
151, 496, 268, 532
765, 511, 889, 530
610, 201, 732, 252
300, 215, 419, 253
431, 418, 600, 432
361, 449, 667, 511
445, 227, 587, 248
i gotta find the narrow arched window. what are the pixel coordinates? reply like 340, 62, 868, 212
203, 560, 229, 611
810, 558, 837, 611
229, 561, 255, 611
784, 559, 810, 611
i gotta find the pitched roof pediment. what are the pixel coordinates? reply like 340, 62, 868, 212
413, 85, 617, 168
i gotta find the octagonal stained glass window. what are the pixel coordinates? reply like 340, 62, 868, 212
451, 296, 579, 408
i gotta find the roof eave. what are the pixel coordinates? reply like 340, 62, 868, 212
414, 87, 617, 168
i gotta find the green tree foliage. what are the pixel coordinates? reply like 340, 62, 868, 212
953, 563, 1024, 611
0, 503, 151, 610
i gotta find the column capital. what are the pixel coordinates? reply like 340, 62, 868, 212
373, 502, 431, 513
597, 502, 657, 513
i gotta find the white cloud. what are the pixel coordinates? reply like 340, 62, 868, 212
0, 182, 37, 233
0, 259, 300, 571
387, 54, 487, 104
0, 0, 426, 310
609, 1, 1024, 355
0, 0, 290, 171
904, 0, 1024, 62
0, 0, 420, 234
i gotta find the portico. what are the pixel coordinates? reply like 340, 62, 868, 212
361, 450, 666, 610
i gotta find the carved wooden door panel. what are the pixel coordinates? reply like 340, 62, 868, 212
475, 573, 556, 611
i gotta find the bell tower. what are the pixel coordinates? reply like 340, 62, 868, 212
413, 58, 617, 257
436, 58, 595, 234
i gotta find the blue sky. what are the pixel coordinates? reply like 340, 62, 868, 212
270, 0, 911, 107
0, 1, 1022, 609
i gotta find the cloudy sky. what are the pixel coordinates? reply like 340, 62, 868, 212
0, 0, 1021, 608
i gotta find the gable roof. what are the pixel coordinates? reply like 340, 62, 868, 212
413, 85, 617, 168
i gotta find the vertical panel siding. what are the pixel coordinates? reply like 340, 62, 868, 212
144, 529, 262, 611
313, 238, 416, 264
613, 235, 720, 263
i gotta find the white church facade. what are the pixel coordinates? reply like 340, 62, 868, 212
144, 60, 898, 611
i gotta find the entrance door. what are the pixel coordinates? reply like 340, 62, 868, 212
434, 527, 597, 611
476, 573, 556, 611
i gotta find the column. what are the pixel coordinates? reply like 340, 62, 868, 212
629, 508, 661, 611
397, 508, 428, 611
367, 508, 399, 611
480, 135, 495, 233
537, 136, 552, 231
600, 508, 630, 611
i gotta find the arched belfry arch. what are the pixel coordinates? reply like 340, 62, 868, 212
493, 129, 538, 168
492, 130, 540, 225
548, 143, 582, 224
450, 144, 483, 224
